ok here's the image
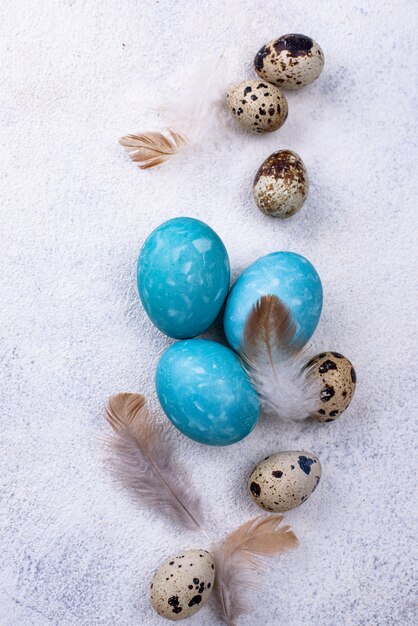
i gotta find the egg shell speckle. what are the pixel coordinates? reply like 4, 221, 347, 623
253, 149, 309, 217
226, 79, 288, 133
254, 34, 324, 90
248, 451, 322, 512
150, 549, 215, 621
308, 351, 357, 422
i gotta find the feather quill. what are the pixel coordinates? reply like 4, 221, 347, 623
241, 295, 322, 421
119, 52, 230, 169
105, 393, 204, 531
212, 515, 298, 626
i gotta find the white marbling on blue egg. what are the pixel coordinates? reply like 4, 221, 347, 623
224, 251, 323, 351
155, 339, 260, 446
138, 217, 230, 339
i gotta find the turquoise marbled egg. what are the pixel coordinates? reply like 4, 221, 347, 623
224, 251, 323, 351
138, 218, 230, 339
156, 339, 260, 446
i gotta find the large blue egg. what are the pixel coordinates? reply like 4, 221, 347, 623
224, 251, 323, 351
155, 339, 260, 446
138, 218, 230, 339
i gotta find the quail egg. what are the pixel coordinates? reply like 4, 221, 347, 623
253, 149, 308, 217
226, 79, 288, 133
248, 451, 322, 512
254, 34, 324, 90
150, 549, 215, 621
307, 352, 357, 422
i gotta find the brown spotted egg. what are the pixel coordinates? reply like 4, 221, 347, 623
226, 79, 288, 133
307, 352, 357, 422
254, 34, 324, 90
253, 149, 308, 217
150, 549, 215, 621
248, 451, 322, 512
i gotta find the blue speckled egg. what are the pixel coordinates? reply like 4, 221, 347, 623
155, 339, 260, 446
138, 217, 230, 339
224, 251, 323, 351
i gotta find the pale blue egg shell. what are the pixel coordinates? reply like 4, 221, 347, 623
224, 251, 323, 351
155, 339, 260, 446
138, 217, 230, 339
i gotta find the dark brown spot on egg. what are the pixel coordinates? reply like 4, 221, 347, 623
273, 34, 314, 57
250, 481, 261, 497
321, 385, 335, 403
254, 150, 306, 186
168, 596, 180, 608
319, 359, 337, 373
351, 366, 357, 383
254, 45, 270, 71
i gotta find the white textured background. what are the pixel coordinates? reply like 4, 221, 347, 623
1, 1, 417, 625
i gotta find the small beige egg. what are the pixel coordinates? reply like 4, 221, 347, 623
253, 149, 308, 217
226, 79, 288, 133
254, 34, 324, 90
150, 549, 215, 621
248, 451, 322, 512
307, 352, 356, 422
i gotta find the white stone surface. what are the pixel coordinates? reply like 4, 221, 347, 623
0, 1, 416, 625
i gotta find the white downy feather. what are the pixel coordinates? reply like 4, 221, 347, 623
120, 52, 232, 169
241, 295, 322, 421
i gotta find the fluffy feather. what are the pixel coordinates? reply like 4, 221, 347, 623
241, 295, 322, 421
119, 130, 187, 169
105, 393, 204, 531
119, 53, 230, 169
212, 515, 298, 625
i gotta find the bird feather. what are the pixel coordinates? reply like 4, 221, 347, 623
119, 130, 187, 169
212, 515, 298, 625
119, 53, 230, 169
105, 392, 204, 531
241, 295, 322, 421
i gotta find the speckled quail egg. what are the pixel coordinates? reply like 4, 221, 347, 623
248, 451, 322, 512
226, 79, 288, 133
307, 352, 357, 422
150, 549, 215, 621
253, 149, 308, 217
254, 34, 324, 90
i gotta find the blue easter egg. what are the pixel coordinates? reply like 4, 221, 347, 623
138, 217, 230, 339
224, 251, 323, 351
155, 339, 260, 446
